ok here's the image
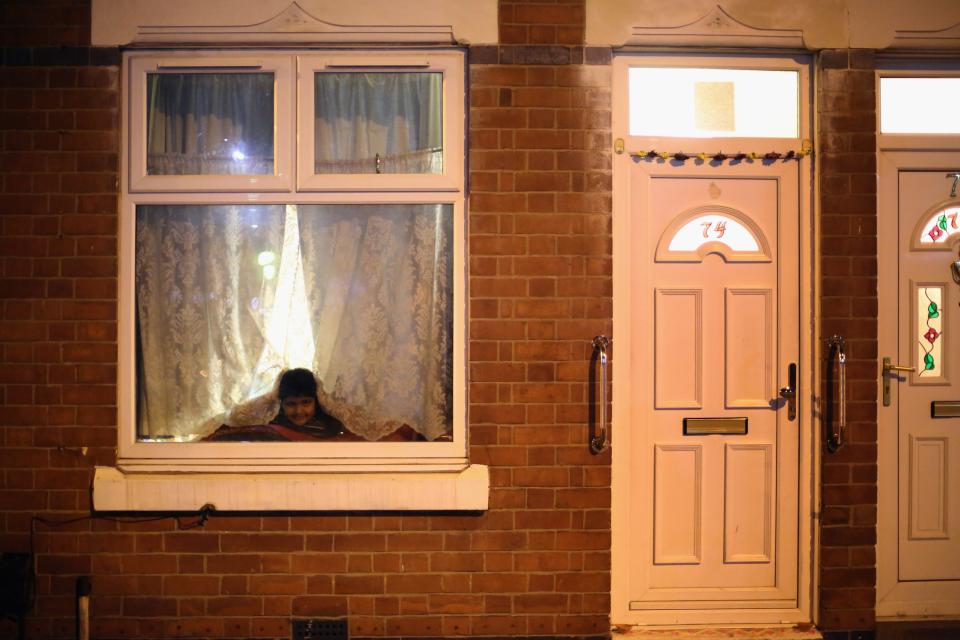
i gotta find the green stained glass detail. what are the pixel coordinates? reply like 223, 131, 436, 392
929, 302, 940, 319
924, 353, 936, 370
940, 214, 949, 230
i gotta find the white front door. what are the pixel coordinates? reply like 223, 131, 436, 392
612, 156, 807, 625
878, 153, 960, 617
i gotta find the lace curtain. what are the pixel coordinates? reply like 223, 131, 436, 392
137, 204, 452, 441
136, 205, 286, 439
314, 73, 443, 174
297, 205, 452, 441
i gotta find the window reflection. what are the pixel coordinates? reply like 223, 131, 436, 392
146, 73, 275, 175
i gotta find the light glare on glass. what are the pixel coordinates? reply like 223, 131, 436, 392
881, 77, 960, 134
628, 67, 799, 138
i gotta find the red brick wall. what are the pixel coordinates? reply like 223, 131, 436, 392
0, 0, 89, 47
0, 2, 888, 638
817, 50, 878, 635
0, 0, 613, 638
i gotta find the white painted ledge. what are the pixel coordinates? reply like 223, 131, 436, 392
93, 464, 488, 512
91, 0, 498, 46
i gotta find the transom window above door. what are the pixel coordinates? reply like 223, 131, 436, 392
880, 76, 960, 134
627, 66, 799, 138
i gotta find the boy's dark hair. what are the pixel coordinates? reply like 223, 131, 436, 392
277, 368, 317, 400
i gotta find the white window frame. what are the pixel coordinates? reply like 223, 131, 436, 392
95, 48, 483, 511
127, 53, 296, 192
877, 68, 960, 150
613, 53, 810, 155
297, 52, 463, 192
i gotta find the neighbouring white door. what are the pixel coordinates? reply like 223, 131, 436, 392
612, 157, 803, 625
878, 154, 960, 617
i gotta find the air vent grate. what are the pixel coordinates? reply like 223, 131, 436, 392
292, 618, 348, 640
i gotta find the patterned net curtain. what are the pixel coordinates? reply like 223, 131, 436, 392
313, 73, 443, 175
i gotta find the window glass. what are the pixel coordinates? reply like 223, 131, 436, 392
628, 67, 799, 138
314, 72, 443, 174
135, 203, 453, 443
917, 285, 943, 377
667, 215, 759, 252
918, 206, 960, 244
881, 77, 960, 134
146, 72, 275, 175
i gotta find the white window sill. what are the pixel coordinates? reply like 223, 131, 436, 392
92, 464, 488, 512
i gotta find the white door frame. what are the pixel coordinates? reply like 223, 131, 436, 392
877, 144, 960, 620
610, 52, 816, 627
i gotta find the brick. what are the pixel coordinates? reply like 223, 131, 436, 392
163, 533, 219, 553
163, 575, 219, 596
385, 533, 444, 552
332, 533, 385, 552
515, 593, 566, 612
248, 575, 305, 595
333, 575, 384, 595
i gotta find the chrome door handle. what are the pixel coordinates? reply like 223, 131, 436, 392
882, 356, 915, 407
779, 362, 797, 421
590, 335, 609, 454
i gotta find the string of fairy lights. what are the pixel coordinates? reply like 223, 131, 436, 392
625, 148, 812, 163
612, 137, 814, 163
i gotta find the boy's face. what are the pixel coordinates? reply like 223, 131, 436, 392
281, 395, 316, 427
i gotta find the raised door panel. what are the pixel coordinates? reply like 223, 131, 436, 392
654, 444, 702, 565
725, 288, 773, 408
654, 289, 702, 409
723, 443, 773, 565
908, 436, 949, 541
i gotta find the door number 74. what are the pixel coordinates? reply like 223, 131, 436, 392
701, 220, 727, 238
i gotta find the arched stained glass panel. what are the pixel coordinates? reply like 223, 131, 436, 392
667, 215, 760, 252
656, 206, 770, 263
918, 206, 960, 245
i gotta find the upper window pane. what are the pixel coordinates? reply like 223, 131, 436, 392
314, 72, 443, 174
146, 72, 275, 175
628, 67, 799, 138
881, 77, 960, 134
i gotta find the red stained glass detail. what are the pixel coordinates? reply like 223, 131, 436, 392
929, 225, 944, 241
924, 327, 940, 344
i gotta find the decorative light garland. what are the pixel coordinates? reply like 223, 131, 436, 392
628, 148, 812, 163
611, 138, 814, 162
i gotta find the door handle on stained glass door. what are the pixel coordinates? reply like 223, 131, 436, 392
882, 357, 915, 407
779, 362, 797, 421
